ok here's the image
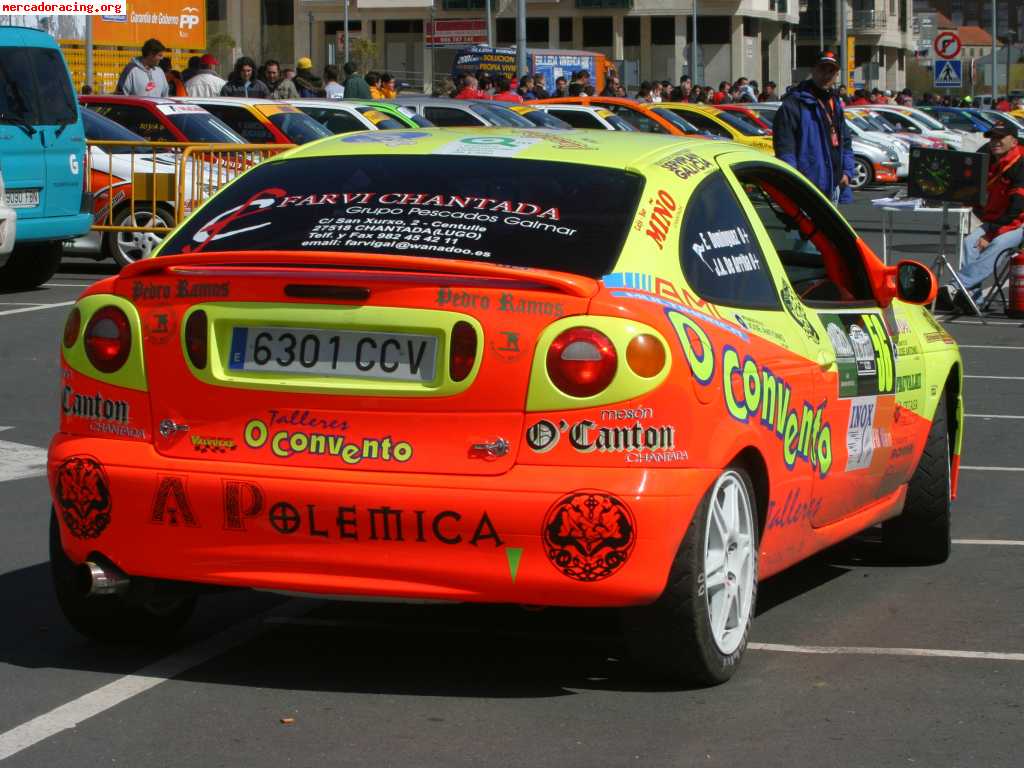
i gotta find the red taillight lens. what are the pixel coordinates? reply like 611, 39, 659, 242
84, 306, 131, 373
546, 327, 617, 397
449, 321, 477, 382
63, 307, 81, 348
185, 310, 208, 369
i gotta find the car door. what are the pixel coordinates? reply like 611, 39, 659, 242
724, 159, 902, 527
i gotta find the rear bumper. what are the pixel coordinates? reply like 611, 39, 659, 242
48, 434, 716, 607
16, 213, 91, 244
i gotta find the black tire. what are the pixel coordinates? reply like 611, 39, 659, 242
851, 157, 874, 190
50, 510, 196, 643
621, 466, 758, 686
882, 393, 952, 564
102, 203, 174, 268
0, 242, 62, 290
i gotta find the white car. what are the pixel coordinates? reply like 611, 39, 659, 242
849, 137, 902, 188
866, 105, 970, 150
287, 99, 417, 134
845, 115, 910, 178
528, 103, 638, 131
0, 168, 16, 260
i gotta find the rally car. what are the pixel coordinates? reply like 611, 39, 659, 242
49, 129, 963, 685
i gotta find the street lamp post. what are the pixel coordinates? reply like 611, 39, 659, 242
690, 0, 698, 85
516, 0, 527, 78
343, 0, 350, 64
991, 0, 997, 101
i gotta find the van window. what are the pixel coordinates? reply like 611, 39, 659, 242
0, 48, 41, 123
0, 47, 77, 126
34, 48, 77, 125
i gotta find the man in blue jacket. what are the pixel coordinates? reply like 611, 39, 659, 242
773, 51, 854, 204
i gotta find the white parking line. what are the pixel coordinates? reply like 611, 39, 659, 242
0, 428, 47, 483
748, 643, 1024, 662
965, 375, 1024, 381
960, 465, 1024, 472
954, 539, 1024, 546
958, 344, 1024, 350
43, 283, 94, 288
964, 414, 1024, 420
942, 319, 1023, 327
0, 301, 74, 317
0, 599, 315, 762
0, 302, 46, 307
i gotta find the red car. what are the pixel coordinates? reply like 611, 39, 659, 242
80, 95, 245, 144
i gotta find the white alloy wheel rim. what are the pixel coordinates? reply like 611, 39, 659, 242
853, 159, 870, 188
702, 470, 755, 656
115, 211, 168, 262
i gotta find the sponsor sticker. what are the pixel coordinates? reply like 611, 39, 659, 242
542, 491, 636, 582
845, 395, 877, 471
434, 135, 539, 157
55, 456, 112, 540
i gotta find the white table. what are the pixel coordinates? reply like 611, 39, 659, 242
871, 197, 973, 267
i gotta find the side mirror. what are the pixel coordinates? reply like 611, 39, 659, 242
896, 259, 937, 304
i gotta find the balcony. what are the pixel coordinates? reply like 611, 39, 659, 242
850, 9, 889, 33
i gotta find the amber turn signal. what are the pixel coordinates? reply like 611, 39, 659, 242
626, 334, 666, 378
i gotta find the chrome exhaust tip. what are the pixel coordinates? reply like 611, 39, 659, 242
79, 560, 130, 596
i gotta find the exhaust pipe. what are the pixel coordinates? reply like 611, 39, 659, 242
78, 560, 130, 597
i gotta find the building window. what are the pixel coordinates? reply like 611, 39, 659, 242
624, 16, 640, 47
582, 17, 613, 46
262, 0, 292, 26
325, 20, 363, 34
697, 17, 730, 45
651, 16, 676, 46
743, 17, 758, 36
443, 0, 485, 9
207, 0, 225, 22
576, 0, 632, 9
496, 17, 515, 44
526, 17, 548, 44
384, 20, 423, 33
559, 17, 573, 43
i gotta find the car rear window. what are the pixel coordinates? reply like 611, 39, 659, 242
160, 155, 643, 278
267, 112, 333, 144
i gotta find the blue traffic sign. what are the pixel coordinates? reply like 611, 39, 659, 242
934, 60, 962, 88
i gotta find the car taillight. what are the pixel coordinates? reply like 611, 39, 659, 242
84, 306, 131, 373
626, 334, 666, 378
546, 327, 617, 397
185, 310, 208, 369
63, 307, 81, 348
449, 321, 477, 382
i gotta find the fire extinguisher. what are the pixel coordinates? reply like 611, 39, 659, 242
1009, 251, 1024, 318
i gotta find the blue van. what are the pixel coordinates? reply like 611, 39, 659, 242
0, 27, 91, 289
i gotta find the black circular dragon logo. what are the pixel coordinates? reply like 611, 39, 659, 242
542, 492, 636, 582
55, 456, 111, 539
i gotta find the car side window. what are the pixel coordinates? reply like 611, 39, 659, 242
203, 105, 273, 143
96, 104, 173, 141
424, 107, 477, 127
548, 109, 600, 129
609, 105, 665, 133
680, 111, 731, 138
303, 106, 365, 134
677, 171, 780, 309
732, 164, 875, 306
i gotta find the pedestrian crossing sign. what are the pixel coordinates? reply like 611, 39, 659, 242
933, 60, 962, 88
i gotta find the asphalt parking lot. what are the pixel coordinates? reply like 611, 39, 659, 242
0, 188, 1021, 767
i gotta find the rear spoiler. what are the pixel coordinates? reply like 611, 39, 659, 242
121, 251, 599, 298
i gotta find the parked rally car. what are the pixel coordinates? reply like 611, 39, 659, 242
49, 129, 964, 685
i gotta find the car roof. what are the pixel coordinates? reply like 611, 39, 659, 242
179, 96, 281, 105
288, 99, 360, 110
80, 94, 180, 106
277, 126, 747, 171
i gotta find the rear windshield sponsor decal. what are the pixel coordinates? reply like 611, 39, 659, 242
55, 456, 111, 540
542, 491, 635, 582
669, 310, 833, 477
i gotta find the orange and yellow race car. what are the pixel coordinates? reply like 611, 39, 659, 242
49, 128, 963, 685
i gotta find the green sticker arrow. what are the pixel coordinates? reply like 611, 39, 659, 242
506, 547, 523, 583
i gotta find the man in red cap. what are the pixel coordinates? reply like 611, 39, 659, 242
773, 50, 854, 204
185, 54, 226, 97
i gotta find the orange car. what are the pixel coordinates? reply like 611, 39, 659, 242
49, 129, 963, 685
535, 96, 710, 137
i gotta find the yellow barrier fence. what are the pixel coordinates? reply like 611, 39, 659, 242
85, 141, 292, 240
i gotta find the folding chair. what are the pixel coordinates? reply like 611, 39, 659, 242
979, 247, 1016, 314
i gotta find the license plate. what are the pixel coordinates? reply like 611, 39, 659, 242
228, 326, 438, 382
4, 189, 39, 209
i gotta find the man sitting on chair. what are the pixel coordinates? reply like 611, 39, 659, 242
937, 119, 1024, 311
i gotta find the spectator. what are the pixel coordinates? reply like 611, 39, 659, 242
284, 68, 296, 80
773, 50, 854, 205
679, 77, 693, 102
181, 55, 202, 83
574, 70, 591, 90
837, 84, 849, 102
568, 82, 585, 97
323, 65, 344, 99
712, 81, 730, 104
342, 62, 371, 99
264, 59, 299, 99
433, 76, 456, 98
554, 76, 569, 97
600, 75, 619, 97
517, 75, 537, 100
80, 84, 92, 95
651, 81, 664, 103
185, 54, 226, 97
220, 56, 270, 98
293, 57, 325, 97
938, 120, 1024, 310
636, 81, 654, 103
492, 77, 523, 103
478, 73, 494, 96
995, 96, 1011, 112
380, 73, 397, 99
532, 72, 550, 99
897, 88, 914, 106
849, 88, 871, 106
759, 81, 778, 102
454, 74, 486, 100
115, 38, 169, 97
158, 57, 186, 96
367, 72, 383, 99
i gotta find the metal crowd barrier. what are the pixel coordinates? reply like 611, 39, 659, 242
85, 140, 292, 235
